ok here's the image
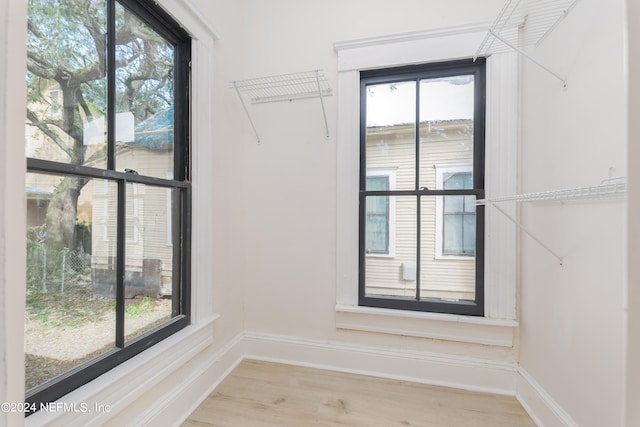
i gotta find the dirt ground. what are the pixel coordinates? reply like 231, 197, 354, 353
25, 293, 171, 390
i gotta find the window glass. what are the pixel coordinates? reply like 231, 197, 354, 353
365, 195, 389, 254
25, 0, 108, 168
419, 76, 475, 191
365, 82, 416, 191
442, 172, 475, 256
115, 3, 175, 179
25, 0, 190, 411
442, 202, 476, 255
365, 195, 417, 299
25, 173, 117, 392
360, 60, 484, 314
124, 183, 174, 341
365, 176, 390, 254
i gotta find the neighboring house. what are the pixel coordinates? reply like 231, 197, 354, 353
365, 118, 475, 301
91, 108, 175, 298
25, 187, 51, 227
25, 83, 175, 298
25, 79, 100, 229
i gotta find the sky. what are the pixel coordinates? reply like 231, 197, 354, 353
366, 76, 474, 127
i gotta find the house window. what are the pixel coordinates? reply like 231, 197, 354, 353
24, 0, 191, 412
435, 165, 476, 258
359, 59, 485, 315
365, 168, 396, 256
365, 176, 389, 254
443, 172, 475, 256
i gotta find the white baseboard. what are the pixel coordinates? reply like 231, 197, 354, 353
149, 332, 583, 427
516, 367, 579, 427
148, 332, 246, 427
241, 331, 518, 396
135, 330, 518, 426
64, 330, 578, 427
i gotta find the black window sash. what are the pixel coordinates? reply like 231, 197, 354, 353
24, 163, 191, 408
25, 0, 191, 412
358, 59, 485, 316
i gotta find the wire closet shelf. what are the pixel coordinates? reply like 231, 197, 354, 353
231, 70, 332, 143
232, 70, 332, 104
474, 0, 580, 87
477, 178, 626, 205
477, 178, 625, 266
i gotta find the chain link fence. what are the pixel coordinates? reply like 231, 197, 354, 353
27, 244, 92, 293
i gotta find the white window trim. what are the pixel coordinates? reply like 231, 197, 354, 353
434, 163, 474, 260
365, 167, 396, 258
335, 23, 519, 345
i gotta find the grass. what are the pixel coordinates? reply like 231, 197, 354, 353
125, 296, 156, 317
26, 276, 114, 329
26, 277, 163, 328
24, 244, 171, 390
25, 278, 170, 390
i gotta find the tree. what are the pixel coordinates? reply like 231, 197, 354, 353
26, 0, 174, 249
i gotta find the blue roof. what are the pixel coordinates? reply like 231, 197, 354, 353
128, 107, 174, 149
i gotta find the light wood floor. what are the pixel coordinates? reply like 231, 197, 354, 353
182, 360, 536, 427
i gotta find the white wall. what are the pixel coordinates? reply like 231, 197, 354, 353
188, 0, 248, 350
626, 0, 640, 425
1, 0, 633, 425
1, 0, 250, 425
518, 0, 627, 426
0, 0, 27, 426
237, 0, 512, 356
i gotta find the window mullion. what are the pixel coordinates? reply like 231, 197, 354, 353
107, 0, 127, 348
179, 186, 192, 316
415, 79, 421, 301
115, 178, 126, 348
107, 0, 116, 171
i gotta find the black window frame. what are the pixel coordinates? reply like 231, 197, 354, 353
25, 0, 191, 412
358, 58, 486, 316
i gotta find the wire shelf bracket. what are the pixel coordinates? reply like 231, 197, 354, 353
477, 178, 626, 266
231, 70, 333, 143
474, 0, 580, 88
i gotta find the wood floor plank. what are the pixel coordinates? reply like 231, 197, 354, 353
182, 360, 536, 427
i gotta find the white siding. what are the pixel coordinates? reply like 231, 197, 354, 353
92, 149, 174, 292
365, 121, 475, 300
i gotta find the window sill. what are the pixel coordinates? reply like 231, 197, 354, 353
365, 253, 395, 259
335, 304, 516, 347
433, 254, 476, 261
26, 314, 219, 427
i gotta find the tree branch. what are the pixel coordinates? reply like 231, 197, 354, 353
76, 88, 93, 121
26, 109, 72, 157
27, 51, 58, 80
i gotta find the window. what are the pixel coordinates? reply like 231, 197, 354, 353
25, 0, 191, 412
435, 164, 475, 258
359, 59, 485, 315
365, 176, 389, 254
365, 168, 396, 256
